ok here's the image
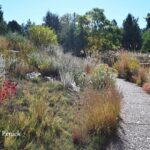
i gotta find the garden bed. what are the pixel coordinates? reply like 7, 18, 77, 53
0, 47, 121, 149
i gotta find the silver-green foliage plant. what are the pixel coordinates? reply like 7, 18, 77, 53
28, 52, 59, 76
91, 64, 117, 90
58, 53, 85, 89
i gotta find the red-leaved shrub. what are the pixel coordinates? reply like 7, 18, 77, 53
0, 80, 17, 103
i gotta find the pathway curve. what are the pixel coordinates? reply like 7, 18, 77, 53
106, 79, 150, 150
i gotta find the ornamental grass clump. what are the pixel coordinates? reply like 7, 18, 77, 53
114, 52, 140, 81
0, 36, 9, 50
6, 32, 35, 52
132, 67, 149, 86
8, 60, 36, 78
73, 87, 121, 145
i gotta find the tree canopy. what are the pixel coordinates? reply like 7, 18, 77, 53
43, 11, 60, 33
122, 14, 142, 51
0, 5, 150, 54
0, 6, 7, 35
8, 20, 21, 33
142, 29, 150, 52
146, 13, 150, 30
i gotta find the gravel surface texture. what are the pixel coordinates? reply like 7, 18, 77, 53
106, 79, 150, 150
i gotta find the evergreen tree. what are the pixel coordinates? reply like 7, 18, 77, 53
142, 29, 150, 52
111, 19, 117, 26
0, 5, 3, 22
122, 14, 142, 50
21, 19, 35, 36
146, 13, 150, 30
43, 11, 60, 33
8, 20, 21, 33
75, 16, 88, 56
0, 5, 7, 35
59, 13, 77, 53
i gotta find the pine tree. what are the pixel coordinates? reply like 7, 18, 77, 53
122, 14, 142, 51
0, 5, 7, 35
146, 13, 150, 29
8, 20, 21, 33
43, 11, 60, 33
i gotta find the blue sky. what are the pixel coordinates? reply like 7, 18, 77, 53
1, 0, 149, 28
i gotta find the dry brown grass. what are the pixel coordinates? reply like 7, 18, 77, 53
85, 64, 92, 74
73, 87, 121, 143
0, 36, 9, 50
132, 67, 149, 86
114, 51, 140, 81
114, 52, 130, 78
143, 83, 150, 94
9, 61, 36, 78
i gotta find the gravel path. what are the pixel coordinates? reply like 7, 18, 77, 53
106, 79, 150, 150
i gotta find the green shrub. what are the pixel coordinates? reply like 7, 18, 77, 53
142, 29, 150, 53
91, 64, 117, 90
28, 25, 57, 47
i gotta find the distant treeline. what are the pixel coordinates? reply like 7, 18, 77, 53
0, 5, 150, 55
